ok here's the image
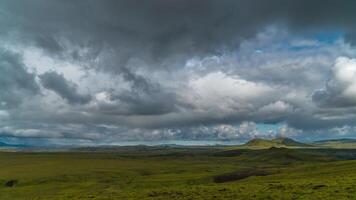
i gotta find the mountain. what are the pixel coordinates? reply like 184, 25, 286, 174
241, 137, 311, 149
313, 138, 356, 149
271, 137, 310, 147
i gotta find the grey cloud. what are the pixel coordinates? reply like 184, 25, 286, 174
3, 1, 356, 143
2, 0, 356, 70
0, 48, 39, 108
12, 37, 356, 132
93, 67, 179, 116
39, 71, 91, 104
94, 89, 178, 116
35, 35, 64, 55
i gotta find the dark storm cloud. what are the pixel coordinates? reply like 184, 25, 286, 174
95, 88, 178, 116
39, 71, 91, 104
1, 0, 356, 68
0, 48, 39, 108
92, 66, 179, 116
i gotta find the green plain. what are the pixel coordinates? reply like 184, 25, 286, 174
0, 147, 356, 199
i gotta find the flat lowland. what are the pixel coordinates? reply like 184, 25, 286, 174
1, 147, 356, 199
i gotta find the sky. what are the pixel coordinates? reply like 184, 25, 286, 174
1, 0, 356, 146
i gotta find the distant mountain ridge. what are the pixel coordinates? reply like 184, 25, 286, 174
313, 138, 356, 149
242, 137, 311, 149
314, 138, 356, 143
0, 141, 27, 148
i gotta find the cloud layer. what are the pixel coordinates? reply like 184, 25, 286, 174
1, 1, 356, 144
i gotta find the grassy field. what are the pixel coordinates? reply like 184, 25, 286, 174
0, 147, 356, 199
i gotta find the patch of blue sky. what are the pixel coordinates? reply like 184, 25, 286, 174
313, 30, 344, 44
288, 30, 343, 50
256, 123, 280, 135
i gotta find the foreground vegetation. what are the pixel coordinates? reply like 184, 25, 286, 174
0, 147, 356, 199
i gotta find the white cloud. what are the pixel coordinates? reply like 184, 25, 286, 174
257, 101, 294, 120
313, 57, 356, 107
334, 57, 356, 98
187, 71, 277, 110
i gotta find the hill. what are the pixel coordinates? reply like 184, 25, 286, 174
241, 137, 311, 149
